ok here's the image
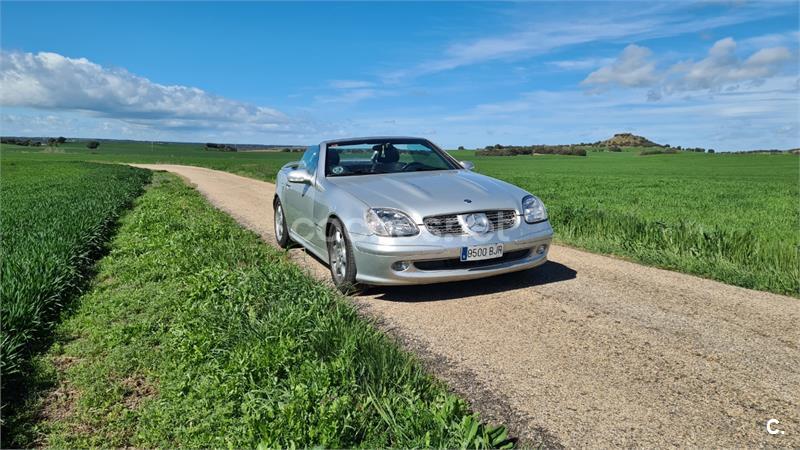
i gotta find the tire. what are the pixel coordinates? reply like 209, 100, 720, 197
326, 218, 359, 293
273, 197, 291, 249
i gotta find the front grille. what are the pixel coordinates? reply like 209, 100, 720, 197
423, 215, 464, 235
487, 210, 518, 230
423, 210, 517, 236
413, 249, 531, 271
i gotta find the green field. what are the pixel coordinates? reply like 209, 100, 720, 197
452, 149, 799, 295
2, 141, 298, 181
8, 172, 510, 448
0, 160, 150, 444
0, 160, 150, 381
2, 142, 797, 295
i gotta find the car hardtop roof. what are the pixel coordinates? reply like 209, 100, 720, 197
321, 136, 433, 147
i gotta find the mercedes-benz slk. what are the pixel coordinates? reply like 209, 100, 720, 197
273, 137, 553, 292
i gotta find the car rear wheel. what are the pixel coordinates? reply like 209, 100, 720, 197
273, 197, 291, 248
327, 218, 359, 293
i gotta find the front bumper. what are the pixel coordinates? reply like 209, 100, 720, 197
350, 220, 554, 285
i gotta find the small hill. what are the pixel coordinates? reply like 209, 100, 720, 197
599, 133, 661, 147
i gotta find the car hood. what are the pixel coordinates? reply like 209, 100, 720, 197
328, 170, 528, 222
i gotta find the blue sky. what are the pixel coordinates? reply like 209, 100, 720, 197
1, 1, 798, 150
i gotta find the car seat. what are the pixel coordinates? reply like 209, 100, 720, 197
372, 143, 400, 172
326, 147, 342, 175
376, 143, 399, 164
327, 147, 340, 165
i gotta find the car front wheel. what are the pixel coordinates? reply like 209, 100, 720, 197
273, 197, 291, 248
327, 218, 359, 293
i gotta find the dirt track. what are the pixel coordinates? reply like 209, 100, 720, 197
133, 164, 799, 447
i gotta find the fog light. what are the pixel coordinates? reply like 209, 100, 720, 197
536, 244, 548, 255
391, 261, 410, 271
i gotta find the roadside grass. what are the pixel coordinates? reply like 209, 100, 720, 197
0, 160, 150, 437
30, 173, 512, 448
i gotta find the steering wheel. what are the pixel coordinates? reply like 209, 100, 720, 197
369, 149, 381, 172
401, 162, 427, 172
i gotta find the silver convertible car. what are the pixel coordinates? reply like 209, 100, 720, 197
273, 137, 553, 292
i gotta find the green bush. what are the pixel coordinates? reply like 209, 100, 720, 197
475, 145, 586, 156
639, 148, 678, 156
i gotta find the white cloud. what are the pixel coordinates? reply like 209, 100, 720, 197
329, 80, 374, 89
386, 18, 659, 79
314, 88, 388, 104
582, 45, 658, 88
384, 3, 782, 80
434, 75, 799, 150
667, 38, 794, 93
739, 31, 800, 52
547, 57, 615, 71
582, 38, 795, 96
0, 51, 307, 134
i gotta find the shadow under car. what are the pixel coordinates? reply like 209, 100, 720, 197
363, 260, 576, 302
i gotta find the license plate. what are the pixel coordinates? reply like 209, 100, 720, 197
460, 243, 504, 262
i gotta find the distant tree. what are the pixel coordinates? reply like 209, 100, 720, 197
47, 137, 58, 147
494, 144, 503, 149
457, 146, 465, 150
86, 140, 100, 149
56, 136, 66, 144
707, 149, 715, 154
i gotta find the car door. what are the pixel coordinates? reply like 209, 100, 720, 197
284, 145, 319, 243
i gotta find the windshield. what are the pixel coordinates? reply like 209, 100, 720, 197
325, 139, 457, 177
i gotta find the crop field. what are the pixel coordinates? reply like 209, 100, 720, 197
14, 173, 510, 448
451, 150, 799, 296
4, 142, 796, 295
2, 141, 298, 182
0, 160, 150, 433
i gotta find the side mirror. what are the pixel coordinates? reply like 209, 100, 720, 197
287, 169, 312, 184
460, 160, 475, 171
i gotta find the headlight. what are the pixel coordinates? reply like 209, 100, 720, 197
365, 208, 419, 236
522, 195, 548, 224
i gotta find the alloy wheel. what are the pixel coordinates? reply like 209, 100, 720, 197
275, 204, 284, 241
330, 229, 347, 280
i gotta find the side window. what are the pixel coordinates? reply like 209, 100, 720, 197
300, 145, 320, 174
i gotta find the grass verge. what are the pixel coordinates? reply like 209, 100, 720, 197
26, 173, 511, 448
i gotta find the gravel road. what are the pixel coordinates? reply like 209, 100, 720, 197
133, 164, 799, 447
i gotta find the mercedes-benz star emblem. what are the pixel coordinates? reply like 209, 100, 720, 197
463, 213, 490, 233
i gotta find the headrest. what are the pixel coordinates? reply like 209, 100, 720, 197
327, 148, 340, 166
377, 143, 399, 163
